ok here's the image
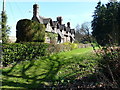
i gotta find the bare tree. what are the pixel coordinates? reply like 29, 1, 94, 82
109, 0, 117, 2
75, 22, 91, 43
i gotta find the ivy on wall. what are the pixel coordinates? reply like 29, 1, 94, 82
46, 32, 58, 44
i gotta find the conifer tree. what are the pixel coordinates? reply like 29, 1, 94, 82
92, 1, 120, 46
1, 11, 10, 43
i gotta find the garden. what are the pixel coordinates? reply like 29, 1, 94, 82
1, 43, 101, 89
1, 1, 120, 89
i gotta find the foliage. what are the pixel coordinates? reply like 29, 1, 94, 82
1, 47, 100, 89
2, 41, 90, 67
16, 19, 45, 42
47, 42, 82, 54
109, 0, 117, 2
46, 32, 58, 44
92, 2, 120, 87
2, 42, 49, 66
0, 11, 10, 43
75, 22, 93, 44
63, 42, 78, 50
92, 1, 120, 46
95, 46, 120, 88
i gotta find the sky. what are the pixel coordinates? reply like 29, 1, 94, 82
0, 0, 119, 36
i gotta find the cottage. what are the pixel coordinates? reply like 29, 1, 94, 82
32, 4, 75, 44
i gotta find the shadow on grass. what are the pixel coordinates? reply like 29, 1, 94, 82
2, 54, 65, 89
2, 53, 100, 89
66, 72, 120, 89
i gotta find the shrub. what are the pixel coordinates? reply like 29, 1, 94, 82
97, 46, 120, 88
47, 42, 79, 54
70, 43, 78, 50
2, 42, 49, 66
16, 19, 45, 42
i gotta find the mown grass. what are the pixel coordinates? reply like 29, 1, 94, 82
1, 47, 101, 89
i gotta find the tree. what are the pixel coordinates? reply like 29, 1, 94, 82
16, 19, 45, 42
75, 24, 81, 43
75, 22, 91, 43
92, 1, 120, 46
0, 11, 10, 43
0, 27, 1, 40
109, 0, 117, 2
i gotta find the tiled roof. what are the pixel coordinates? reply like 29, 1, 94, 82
37, 16, 44, 24
33, 14, 75, 35
43, 18, 51, 25
59, 24, 65, 30
35, 15, 51, 25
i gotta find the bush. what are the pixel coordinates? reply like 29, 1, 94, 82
97, 46, 120, 88
63, 42, 78, 50
16, 19, 45, 42
47, 42, 79, 54
2, 42, 49, 66
2, 42, 91, 67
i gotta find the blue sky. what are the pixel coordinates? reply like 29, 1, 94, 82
0, 0, 116, 36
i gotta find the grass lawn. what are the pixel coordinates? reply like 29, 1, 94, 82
1, 47, 101, 89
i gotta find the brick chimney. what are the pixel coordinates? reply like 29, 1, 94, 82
33, 4, 39, 17
57, 16, 62, 25
67, 22, 70, 28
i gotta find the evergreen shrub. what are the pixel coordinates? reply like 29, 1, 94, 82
2, 42, 49, 66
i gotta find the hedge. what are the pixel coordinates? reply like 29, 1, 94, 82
2, 42, 49, 66
47, 42, 91, 54
16, 19, 45, 42
2, 42, 91, 67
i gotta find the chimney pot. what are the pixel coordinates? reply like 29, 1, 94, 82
33, 4, 39, 17
67, 22, 70, 28
57, 16, 62, 25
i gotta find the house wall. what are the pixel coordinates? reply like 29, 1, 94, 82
54, 27, 57, 33
45, 23, 53, 32
64, 36, 67, 42
45, 31, 58, 44
31, 4, 75, 44
45, 36, 50, 43
61, 38, 64, 43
